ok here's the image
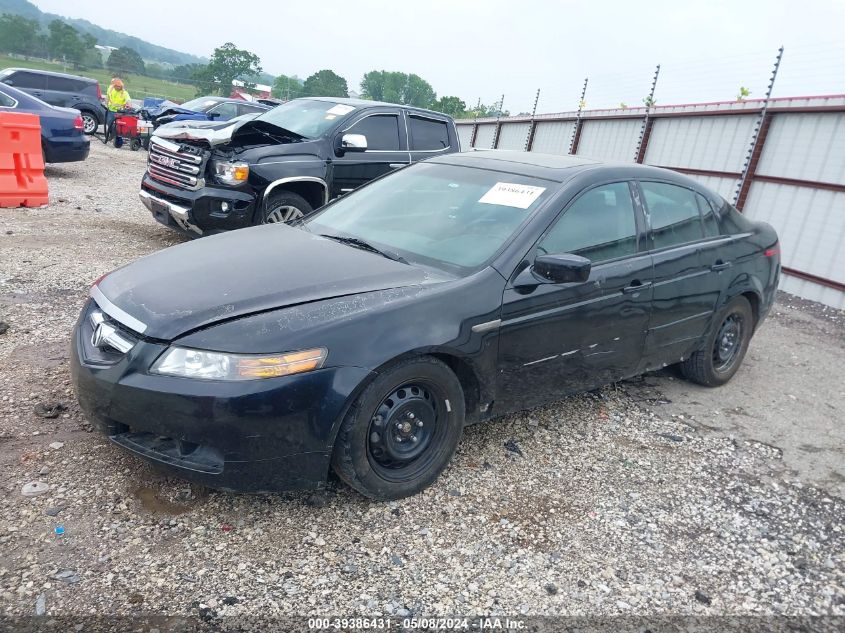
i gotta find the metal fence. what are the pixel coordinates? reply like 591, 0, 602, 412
455, 94, 845, 309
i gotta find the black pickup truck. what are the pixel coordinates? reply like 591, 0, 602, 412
139, 98, 459, 237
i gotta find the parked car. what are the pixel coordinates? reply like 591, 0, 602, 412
138, 97, 459, 237
0, 83, 90, 163
73, 151, 780, 499
143, 96, 271, 129
0, 68, 103, 135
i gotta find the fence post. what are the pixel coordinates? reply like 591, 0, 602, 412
492, 94, 505, 149
470, 98, 480, 148
525, 88, 541, 151
569, 77, 589, 155
734, 46, 784, 210
634, 64, 660, 162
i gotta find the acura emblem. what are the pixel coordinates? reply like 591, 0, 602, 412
89, 312, 134, 354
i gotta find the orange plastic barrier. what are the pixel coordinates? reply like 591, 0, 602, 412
0, 111, 48, 207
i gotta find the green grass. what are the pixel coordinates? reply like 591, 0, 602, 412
0, 54, 198, 103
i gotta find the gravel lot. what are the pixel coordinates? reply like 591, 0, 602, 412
0, 142, 843, 622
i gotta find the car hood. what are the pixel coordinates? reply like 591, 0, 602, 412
95, 224, 446, 341
153, 115, 254, 146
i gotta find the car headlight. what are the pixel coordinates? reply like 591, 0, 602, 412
151, 347, 327, 380
213, 161, 249, 185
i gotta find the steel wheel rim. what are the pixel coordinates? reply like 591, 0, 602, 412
366, 381, 447, 482
82, 114, 97, 134
713, 313, 743, 372
264, 205, 303, 224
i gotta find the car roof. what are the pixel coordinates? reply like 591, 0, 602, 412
2, 67, 97, 84
430, 150, 705, 186
299, 96, 452, 119
194, 96, 271, 107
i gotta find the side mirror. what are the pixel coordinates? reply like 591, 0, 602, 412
207, 111, 220, 120
3, 79, 13, 86
341, 133, 367, 152
534, 253, 591, 284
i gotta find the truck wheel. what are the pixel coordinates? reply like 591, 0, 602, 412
331, 357, 465, 500
80, 110, 98, 135
260, 191, 312, 225
680, 296, 754, 387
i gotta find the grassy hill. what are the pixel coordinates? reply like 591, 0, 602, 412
0, 54, 197, 102
0, 0, 205, 66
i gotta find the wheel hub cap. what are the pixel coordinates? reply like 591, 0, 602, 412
368, 385, 436, 467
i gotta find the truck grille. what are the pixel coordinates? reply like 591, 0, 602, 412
147, 137, 206, 191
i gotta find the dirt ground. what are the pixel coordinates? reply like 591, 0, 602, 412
0, 142, 843, 621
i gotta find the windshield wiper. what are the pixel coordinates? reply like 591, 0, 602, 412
319, 234, 409, 264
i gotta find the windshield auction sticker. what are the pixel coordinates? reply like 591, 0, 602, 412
326, 104, 356, 116
479, 182, 546, 209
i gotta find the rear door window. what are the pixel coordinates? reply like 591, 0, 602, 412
409, 115, 450, 151
0, 90, 16, 108
47, 76, 84, 92
7, 72, 47, 90
347, 114, 401, 150
641, 181, 705, 249
696, 193, 721, 238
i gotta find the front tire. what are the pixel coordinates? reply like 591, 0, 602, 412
680, 296, 754, 387
331, 357, 465, 500
260, 191, 312, 225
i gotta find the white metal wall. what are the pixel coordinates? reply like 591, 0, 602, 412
576, 119, 641, 162
644, 115, 756, 172
531, 121, 576, 155
687, 174, 740, 200
456, 124, 473, 150
474, 123, 497, 149
497, 122, 531, 150
757, 113, 845, 184
742, 182, 845, 309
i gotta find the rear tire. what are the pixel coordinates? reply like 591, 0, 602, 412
80, 110, 98, 135
680, 296, 754, 387
331, 357, 465, 500
260, 191, 312, 225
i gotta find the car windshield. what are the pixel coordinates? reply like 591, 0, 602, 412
254, 99, 355, 138
304, 162, 554, 275
180, 98, 221, 112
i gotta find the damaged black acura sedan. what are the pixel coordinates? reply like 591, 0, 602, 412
72, 151, 780, 500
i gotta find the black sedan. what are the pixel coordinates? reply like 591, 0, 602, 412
0, 83, 89, 163
71, 151, 780, 500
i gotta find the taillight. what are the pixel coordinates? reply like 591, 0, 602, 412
96, 83, 103, 100
73, 115, 84, 131
765, 244, 780, 257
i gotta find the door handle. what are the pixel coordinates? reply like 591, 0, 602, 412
711, 260, 733, 272
388, 163, 406, 169
622, 280, 652, 294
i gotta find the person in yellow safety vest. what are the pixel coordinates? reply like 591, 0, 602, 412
105, 79, 131, 141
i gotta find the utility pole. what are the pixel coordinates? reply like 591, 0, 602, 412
634, 64, 660, 162
569, 77, 589, 155
733, 46, 784, 208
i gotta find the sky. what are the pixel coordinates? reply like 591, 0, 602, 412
30, 0, 845, 113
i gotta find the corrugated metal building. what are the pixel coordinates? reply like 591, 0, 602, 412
456, 95, 845, 309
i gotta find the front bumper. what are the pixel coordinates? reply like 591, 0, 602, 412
140, 173, 257, 237
71, 302, 373, 492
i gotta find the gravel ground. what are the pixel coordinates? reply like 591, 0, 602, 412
0, 142, 843, 621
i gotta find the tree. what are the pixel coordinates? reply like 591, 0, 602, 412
465, 102, 509, 118
271, 74, 304, 100
431, 95, 466, 118
360, 70, 436, 107
48, 20, 85, 64
0, 14, 40, 56
107, 46, 145, 75
193, 42, 262, 96
302, 69, 348, 98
